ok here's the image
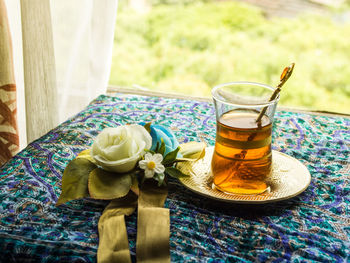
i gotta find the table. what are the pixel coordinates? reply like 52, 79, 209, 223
0, 93, 349, 262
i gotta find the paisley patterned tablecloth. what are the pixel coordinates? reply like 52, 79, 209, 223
0, 94, 349, 262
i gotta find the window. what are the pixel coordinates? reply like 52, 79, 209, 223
109, 0, 350, 114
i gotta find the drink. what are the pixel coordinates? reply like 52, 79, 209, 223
211, 81, 278, 195
212, 109, 272, 195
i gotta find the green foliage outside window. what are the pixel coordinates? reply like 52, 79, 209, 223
110, 1, 350, 114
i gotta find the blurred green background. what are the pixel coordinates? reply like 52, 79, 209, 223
109, 0, 350, 114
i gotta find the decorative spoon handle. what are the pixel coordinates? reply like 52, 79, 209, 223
256, 63, 295, 123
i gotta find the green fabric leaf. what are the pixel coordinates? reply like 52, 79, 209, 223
163, 147, 180, 165
154, 173, 166, 186
158, 138, 165, 155
144, 122, 152, 133
56, 158, 97, 206
155, 141, 160, 152
174, 152, 205, 163
179, 142, 206, 160
88, 168, 132, 200
75, 149, 96, 164
165, 167, 189, 179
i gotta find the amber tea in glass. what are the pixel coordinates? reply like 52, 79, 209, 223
211, 82, 279, 195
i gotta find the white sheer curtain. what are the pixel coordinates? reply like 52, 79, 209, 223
5, 0, 118, 149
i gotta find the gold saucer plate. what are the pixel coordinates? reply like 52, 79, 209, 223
178, 147, 311, 204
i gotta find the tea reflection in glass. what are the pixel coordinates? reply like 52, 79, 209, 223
211, 82, 279, 195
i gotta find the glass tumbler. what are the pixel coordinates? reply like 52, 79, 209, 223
211, 82, 279, 195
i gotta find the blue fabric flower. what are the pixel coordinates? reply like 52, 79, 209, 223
149, 124, 179, 155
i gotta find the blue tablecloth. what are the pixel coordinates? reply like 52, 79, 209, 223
0, 94, 349, 262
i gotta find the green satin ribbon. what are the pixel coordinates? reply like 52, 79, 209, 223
97, 192, 137, 263
136, 181, 170, 263
97, 182, 170, 263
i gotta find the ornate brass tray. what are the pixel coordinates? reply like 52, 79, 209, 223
178, 147, 311, 204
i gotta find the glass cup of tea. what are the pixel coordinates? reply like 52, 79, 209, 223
211, 82, 279, 195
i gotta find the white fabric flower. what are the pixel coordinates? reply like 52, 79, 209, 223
91, 125, 152, 173
139, 153, 165, 178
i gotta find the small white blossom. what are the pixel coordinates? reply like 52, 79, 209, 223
139, 153, 165, 178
